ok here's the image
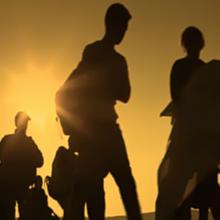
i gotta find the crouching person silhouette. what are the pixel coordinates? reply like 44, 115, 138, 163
22, 175, 59, 220
0, 112, 44, 220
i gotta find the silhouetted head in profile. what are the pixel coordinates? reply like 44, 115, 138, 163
103, 3, 131, 46
181, 26, 205, 58
15, 111, 30, 134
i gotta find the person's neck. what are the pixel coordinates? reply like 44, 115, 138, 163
101, 34, 115, 49
15, 128, 26, 136
186, 51, 200, 59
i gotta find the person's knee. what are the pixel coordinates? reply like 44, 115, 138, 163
116, 172, 137, 191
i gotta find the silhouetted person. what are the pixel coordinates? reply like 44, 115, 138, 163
56, 3, 142, 220
170, 26, 205, 105
0, 112, 43, 220
172, 28, 220, 220
172, 26, 206, 220
173, 59, 220, 220
22, 175, 59, 220
156, 27, 206, 220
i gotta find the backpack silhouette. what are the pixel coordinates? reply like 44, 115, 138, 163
46, 146, 77, 208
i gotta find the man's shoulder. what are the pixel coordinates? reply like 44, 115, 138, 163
2, 134, 13, 138
174, 57, 205, 65
84, 41, 126, 61
114, 50, 126, 61
0, 134, 14, 142
26, 136, 37, 145
83, 41, 101, 53
173, 58, 188, 66
0, 134, 17, 150
172, 58, 192, 71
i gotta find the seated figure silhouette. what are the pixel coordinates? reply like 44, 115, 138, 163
56, 3, 142, 220
0, 111, 44, 220
156, 27, 207, 220
22, 175, 59, 220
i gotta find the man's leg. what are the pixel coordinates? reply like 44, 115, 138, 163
16, 187, 29, 220
68, 134, 106, 220
86, 180, 105, 220
210, 184, 220, 220
175, 201, 191, 220
66, 185, 85, 220
199, 207, 209, 220
111, 168, 142, 220
106, 125, 142, 220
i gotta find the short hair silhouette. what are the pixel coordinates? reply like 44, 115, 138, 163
181, 26, 205, 52
15, 111, 30, 128
105, 3, 131, 29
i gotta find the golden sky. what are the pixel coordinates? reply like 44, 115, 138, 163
1, 0, 220, 217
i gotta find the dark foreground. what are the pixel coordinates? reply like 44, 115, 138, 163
106, 211, 213, 220
16, 211, 213, 219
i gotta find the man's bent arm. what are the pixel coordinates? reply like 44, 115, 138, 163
116, 57, 131, 103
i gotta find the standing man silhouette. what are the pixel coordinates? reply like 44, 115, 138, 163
0, 112, 43, 220
56, 3, 142, 220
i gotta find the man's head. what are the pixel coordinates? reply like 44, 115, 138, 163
15, 111, 30, 131
105, 3, 132, 45
181, 26, 205, 54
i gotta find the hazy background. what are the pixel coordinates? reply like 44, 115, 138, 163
1, 0, 220, 217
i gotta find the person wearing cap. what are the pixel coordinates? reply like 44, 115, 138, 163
56, 3, 142, 220
0, 111, 43, 220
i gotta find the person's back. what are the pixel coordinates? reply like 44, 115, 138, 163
170, 27, 205, 105
170, 57, 204, 104
56, 40, 130, 134
72, 40, 128, 121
